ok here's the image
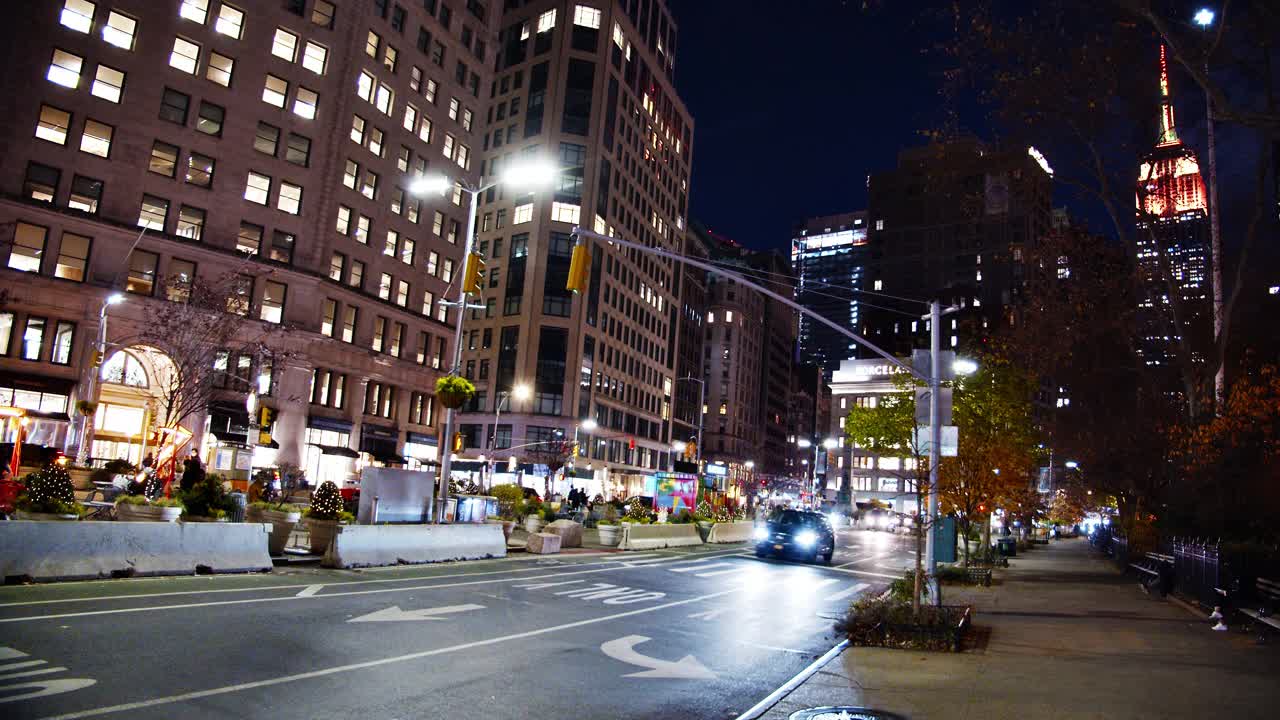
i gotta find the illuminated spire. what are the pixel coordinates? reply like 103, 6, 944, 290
1157, 45, 1180, 146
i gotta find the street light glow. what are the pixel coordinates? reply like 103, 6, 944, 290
796, 438, 812, 448
744, 460, 755, 469
1065, 460, 1079, 469
953, 358, 978, 375
409, 174, 452, 196
105, 293, 126, 305
823, 437, 839, 450
1193, 8, 1215, 27
671, 440, 687, 452
500, 158, 560, 190
511, 383, 532, 401
580, 418, 598, 432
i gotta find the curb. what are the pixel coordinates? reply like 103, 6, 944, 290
736, 639, 850, 720
1165, 592, 1210, 620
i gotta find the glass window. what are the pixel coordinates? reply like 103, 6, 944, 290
261, 281, 286, 323
180, 0, 208, 24
349, 260, 364, 289
268, 231, 294, 263
176, 205, 205, 241
159, 87, 189, 124
52, 232, 90, 282
8, 223, 46, 273
312, 1, 335, 28
293, 86, 318, 119
285, 133, 311, 166
102, 11, 137, 49
371, 316, 386, 352
263, 74, 288, 108
227, 275, 251, 315
0, 313, 11, 356
215, 4, 244, 39
378, 273, 392, 300
365, 31, 380, 59
329, 253, 345, 281
341, 306, 357, 342
51, 321, 75, 365
68, 175, 103, 214
271, 28, 299, 62
321, 299, 336, 336
91, 65, 125, 103
21, 317, 46, 361
170, 37, 201, 75
166, 259, 196, 303
574, 5, 601, 28
149, 141, 179, 177
396, 280, 409, 307
277, 182, 302, 214
237, 223, 262, 255
23, 162, 60, 203
206, 52, 234, 86
185, 152, 215, 188
303, 41, 328, 74
48, 49, 83, 88
254, 122, 280, 155
126, 250, 158, 295
137, 194, 169, 230
196, 101, 224, 136
60, 0, 95, 33
36, 105, 71, 145
244, 172, 270, 204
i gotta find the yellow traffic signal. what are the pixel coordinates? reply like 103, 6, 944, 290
566, 242, 591, 293
452, 431, 465, 453
462, 251, 485, 294
90, 350, 104, 368
258, 406, 276, 429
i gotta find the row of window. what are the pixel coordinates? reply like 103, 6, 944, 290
0, 313, 76, 365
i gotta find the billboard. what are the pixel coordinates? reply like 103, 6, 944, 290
651, 472, 697, 513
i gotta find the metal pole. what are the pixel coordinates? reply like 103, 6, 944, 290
437, 185, 481, 521
694, 378, 705, 470
925, 299, 942, 605
76, 300, 111, 465
1204, 65, 1224, 408
487, 391, 506, 493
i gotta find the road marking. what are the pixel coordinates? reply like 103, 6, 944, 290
687, 608, 729, 620
835, 554, 878, 567
0, 647, 27, 660
827, 583, 871, 602
812, 578, 841, 588
825, 567, 901, 580
294, 585, 324, 598
348, 603, 484, 623
0, 667, 69, 681
694, 567, 744, 578
34, 589, 738, 720
669, 562, 735, 574
600, 635, 716, 679
0, 647, 96, 706
513, 579, 584, 591
736, 641, 808, 655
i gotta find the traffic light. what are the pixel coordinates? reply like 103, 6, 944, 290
566, 242, 591, 293
90, 350, 103, 368
258, 406, 276, 445
462, 251, 485, 294
452, 431, 465, 453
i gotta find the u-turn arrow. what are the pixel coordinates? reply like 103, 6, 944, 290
600, 635, 716, 679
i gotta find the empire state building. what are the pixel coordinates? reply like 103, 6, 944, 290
1135, 45, 1211, 368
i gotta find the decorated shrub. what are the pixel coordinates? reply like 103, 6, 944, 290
179, 473, 235, 519
624, 496, 653, 523
18, 463, 81, 516
306, 481, 345, 521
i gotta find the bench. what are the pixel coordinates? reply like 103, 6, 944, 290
1129, 552, 1174, 596
79, 481, 121, 520
1240, 576, 1280, 640
966, 566, 993, 587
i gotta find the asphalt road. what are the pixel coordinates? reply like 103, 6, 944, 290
0, 527, 918, 720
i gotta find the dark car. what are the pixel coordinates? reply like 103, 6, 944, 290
754, 509, 835, 564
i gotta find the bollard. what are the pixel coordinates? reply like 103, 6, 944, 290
371, 495, 380, 524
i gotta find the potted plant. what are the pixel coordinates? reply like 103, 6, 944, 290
114, 494, 184, 522
597, 503, 621, 546
523, 497, 546, 533
179, 473, 235, 522
303, 481, 352, 554
247, 500, 304, 554
489, 484, 524, 540
435, 375, 476, 410
14, 464, 83, 520
75, 400, 97, 417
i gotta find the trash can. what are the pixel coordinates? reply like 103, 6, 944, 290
997, 537, 1017, 557
227, 491, 247, 523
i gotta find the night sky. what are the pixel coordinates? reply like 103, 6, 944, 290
669, 0, 951, 252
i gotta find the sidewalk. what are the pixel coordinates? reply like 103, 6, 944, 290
760, 537, 1280, 720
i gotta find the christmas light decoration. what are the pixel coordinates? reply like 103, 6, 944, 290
309, 481, 343, 520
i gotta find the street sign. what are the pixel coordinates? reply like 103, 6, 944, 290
913, 425, 958, 457
913, 387, 953, 426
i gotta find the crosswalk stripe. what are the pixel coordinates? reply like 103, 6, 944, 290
813, 578, 841, 589
693, 567, 742, 578
670, 562, 736, 574
827, 583, 871, 601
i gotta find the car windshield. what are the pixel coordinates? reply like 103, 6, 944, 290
773, 510, 820, 526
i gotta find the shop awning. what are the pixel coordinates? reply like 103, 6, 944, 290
451, 460, 486, 472
406, 432, 437, 446
312, 444, 358, 458
307, 415, 353, 433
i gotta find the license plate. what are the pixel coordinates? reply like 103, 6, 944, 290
773, 544, 783, 550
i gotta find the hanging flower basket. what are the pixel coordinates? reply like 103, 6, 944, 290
435, 375, 476, 409
76, 400, 98, 417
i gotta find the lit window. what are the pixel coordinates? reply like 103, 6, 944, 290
396, 280, 409, 307
573, 5, 601, 29
361, 169, 378, 200
90, 65, 124, 102
137, 195, 169, 231
69, 176, 102, 213
293, 86, 318, 119
79, 119, 112, 157
179, 0, 208, 24
263, 74, 288, 107
343, 159, 358, 189
55, 233, 91, 281
449, 97, 459, 120
442, 259, 454, 283
278, 182, 302, 214
537, 9, 556, 32
302, 41, 328, 74
260, 281, 286, 324
442, 133, 455, 158
244, 172, 271, 205
176, 206, 204, 241
356, 71, 374, 101
383, 45, 397, 73
48, 49, 83, 88
170, 37, 201, 74
60, 0, 95, 33
35, 105, 71, 145
7, 223, 46, 273
206, 52, 234, 86
365, 30, 380, 59
378, 273, 392, 300
551, 202, 580, 224
873, 280, 883, 291
426, 78, 438, 103
368, 127, 384, 156
875, 219, 884, 230
148, 141, 178, 177
350, 115, 366, 144
455, 143, 469, 169
463, 108, 473, 132
272, 28, 298, 62
312, 1, 335, 29
726, 310, 734, 322
418, 116, 432, 143
102, 11, 137, 49
513, 203, 533, 224
185, 152, 214, 187
403, 103, 418, 131
613, 23, 625, 49
215, 4, 244, 39
375, 82, 394, 114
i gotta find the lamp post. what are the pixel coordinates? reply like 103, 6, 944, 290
1194, 7, 1225, 407
409, 158, 559, 521
75, 292, 126, 465
486, 383, 530, 490
245, 390, 258, 481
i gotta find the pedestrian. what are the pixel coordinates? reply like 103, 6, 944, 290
180, 450, 204, 492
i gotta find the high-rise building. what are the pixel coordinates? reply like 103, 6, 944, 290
453, 0, 693, 500
863, 138, 1053, 357
670, 222, 708, 466
790, 211, 869, 378
1134, 45, 1210, 369
0, 0, 500, 483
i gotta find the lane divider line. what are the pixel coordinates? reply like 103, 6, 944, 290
294, 585, 324, 598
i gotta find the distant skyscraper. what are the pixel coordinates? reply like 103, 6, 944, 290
1134, 45, 1211, 368
791, 212, 869, 378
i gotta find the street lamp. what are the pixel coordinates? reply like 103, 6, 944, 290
245, 390, 258, 478
953, 358, 978, 376
410, 158, 560, 520
1193, 7, 1225, 405
485, 382, 531, 490
572, 418, 598, 463
75, 292, 128, 464
1065, 461, 1079, 469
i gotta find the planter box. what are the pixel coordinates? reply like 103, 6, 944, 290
524, 516, 546, 534
115, 503, 181, 522
543, 520, 583, 548
305, 517, 340, 555
14, 510, 78, 521
323, 523, 506, 568
247, 507, 301, 555
0, 521, 272, 581
597, 524, 621, 546
706, 521, 756, 544
618, 522, 703, 551
847, 605, 972, 652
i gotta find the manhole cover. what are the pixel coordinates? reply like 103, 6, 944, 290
788, 708, 907, 720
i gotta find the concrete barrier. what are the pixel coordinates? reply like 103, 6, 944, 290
0, 521, 272, 582
323, 523, 506, 568
618, 522, 703, 550
706, 521, 758, 544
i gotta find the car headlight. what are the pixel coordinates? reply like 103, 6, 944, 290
795, 530, 818, 547
753, 527, 769, 541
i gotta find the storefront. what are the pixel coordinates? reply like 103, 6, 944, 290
360, 423, 406, 467
302, 416, 357, 487
205, 401, 251, 481
403, 432, 438, 471
0, 372, 73, 453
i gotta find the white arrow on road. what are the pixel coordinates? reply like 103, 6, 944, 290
347, 604, 485, 623
600, 635, 716, 680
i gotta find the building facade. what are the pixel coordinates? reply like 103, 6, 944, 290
451, 0, 693, 500
828, 357, 919, 514
1, 0, 503, 483
790, 211, 868, 379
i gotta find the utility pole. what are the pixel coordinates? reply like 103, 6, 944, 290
925, 300, 942, 605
